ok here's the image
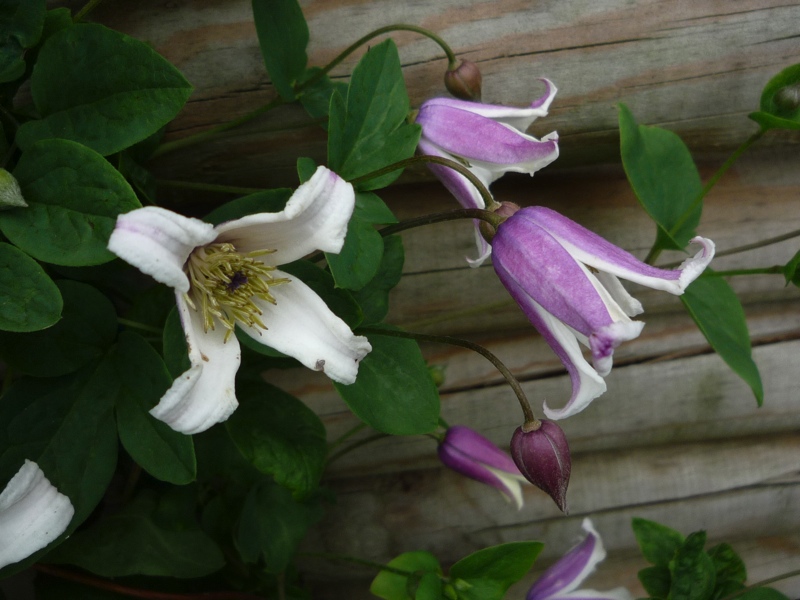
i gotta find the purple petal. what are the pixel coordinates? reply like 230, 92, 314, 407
523, 207, 715, 294
443, 426, 521, 473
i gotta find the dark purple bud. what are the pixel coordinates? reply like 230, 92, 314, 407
510, 420, 571, 513
444, 60, 483, 101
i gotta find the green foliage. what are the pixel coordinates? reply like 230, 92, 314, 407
0, 0, 45, 83
0, 280, 115, 375
47, 489, 224, 578
203, 188, 292, 225
354, 235, 405, 325
370, 552, 443, 600
16, 23, 192, 155
448, 542, 544, 600
708, 543, 747, 599
669, 531, 716, 600
749, 63, 800, 131
252, 0, 308, 101
226, 380, 327, 496
328, 39, 421, 190
0, 241, 62, 332
618, 103, 703, 251
2, 138, 141, 266
632, 517, 685, 566
681, 275, 764, 405
334, 327, 440, 435
298, 67, 349, 128
783, 249, 800, 287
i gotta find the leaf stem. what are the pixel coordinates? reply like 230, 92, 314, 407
33, 564, 264, 600
297, 552, 416, 577
327, 422, 368, 453
360, 327, 537, 425
117, 318, 163, 335
719, 567, 800, 600
379, 207, 503, 238
73, 0, 105, 22
156, 179, 265, 196
701, 266, 784, 277
644, 129, 765, 265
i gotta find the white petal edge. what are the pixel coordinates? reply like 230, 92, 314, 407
485, 465, 527, 510
238, 270, 371, 384
0, 460, 74, 569
150, 293, 241, 434
559, 587, 634, 600
108, 207, 216, 293
594, 272, 643, 317
214, 166, 356, 266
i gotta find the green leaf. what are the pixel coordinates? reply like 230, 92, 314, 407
235, 480, 324, 573
449, 542, 543, 600
638, 565, 671, 599
354, 234, 404, 325
17, 23, 192, 155
47, 489, 224, 578
162, 306, 191, 378
618, 103, 703, 251
2, 138, 141, 266
355, 191, 398, 224
681, 275, 764, 405
325, 214, 384, 290
737, 589, 791, 600
708, 543, 747, 595
0, 280, 115, 375
783, 249, 800, 287
203, 188, 292, 225
297, 156, 317, 183
252, 0, 308, 101
749, 63, 800, 131
370, 552, 442, 600
0, 241, 62, 331
298, 67, 348, 128
113, 331, 196, 484
632, 518, 685, 566
669, 531, 716, 600
414, 572, 445, 600
0, 0, 46, 83
226, 380, 327, 496
328, 39, 422, 190
334, 327, 440, 435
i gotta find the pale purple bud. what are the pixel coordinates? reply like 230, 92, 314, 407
510, 420, 571, 513
444, 60, 483, 101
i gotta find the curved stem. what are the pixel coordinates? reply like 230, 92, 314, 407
351, 154, 499, 212
719, 567, 800, 600
156, 179, 265, 196
360, 327, 537, 425
298, 552, 416, 577
33, 564, 263, 600
659, 227, 800, 268
701, 266, 784, 277
73, 0, 105, 22
327, 422, 368, 453
379, 207, 502, 238
644, 129, 766, 265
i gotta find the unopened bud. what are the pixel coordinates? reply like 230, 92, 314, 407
774, 83, 800, 113
479, 201, 520, 244
444, 60, 483, 101
0, 169, 27, 209
510, 420, 571, 513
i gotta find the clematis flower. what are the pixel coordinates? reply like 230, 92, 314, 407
438, 426, 528, 509
527, 518, 631, 600
108, 166, 372, 434
492, 206, 714, 420
416, 79, 560, 266
0, 460, 75, 569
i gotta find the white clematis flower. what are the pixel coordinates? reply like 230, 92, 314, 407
108, 166, 372, 434
0, 460, 74, 569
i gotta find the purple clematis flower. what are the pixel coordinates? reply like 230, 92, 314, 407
108, 166, 371, 434
492, 206, 714, 420
527, 519, 631, 600
416, 80, 560, 266
438, 426, 528, 509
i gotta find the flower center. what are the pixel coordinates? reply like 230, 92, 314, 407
183, 242, 290, 341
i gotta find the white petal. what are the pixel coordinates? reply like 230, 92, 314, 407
0, 460, 74, 568
559, 587, 634, 600
594, 272, 643, 317
214, 166, 356, 266
237, 271, 371, 384
150, 293, 240, 434
108, 207, 216, 293
677, 236, 716, 290
484, 465, 528, 510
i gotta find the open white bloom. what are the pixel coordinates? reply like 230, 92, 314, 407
0, 460, 74, 569
108, 166, 372, 434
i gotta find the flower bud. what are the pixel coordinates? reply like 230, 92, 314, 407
444, 60, 482, 101
774, 83, 800, 113
510, 420, 571, 513
0, 169, 27, 209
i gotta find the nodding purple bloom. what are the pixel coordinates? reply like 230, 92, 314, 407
416, 80, 560, 266
492, 206, 715, 420
527, 519, 631, 600
438, 426, 528, 509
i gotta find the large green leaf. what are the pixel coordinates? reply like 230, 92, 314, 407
0, 0, 46, 83
2, 138, 141, 266
370, 552, 442, 600
47, 489, 224, 578
353, 234, 404, 325
449, 542, 544, 600
226, 380, 327, 496
328, 39, 421, 190
618, 103, 703, 251
669, 531, 716, 600
632, 517, 685, 566
0, 280, 116, 375
252, 0, 308, 101
681, 275, 764, 405
749, 63, 800, 131
0, 241, 61, 332
325, 214, 384, 290
16, 23, 192, 155
113, 332, 196, 485
334, 327, 440, 435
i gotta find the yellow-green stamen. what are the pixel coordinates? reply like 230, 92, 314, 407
184, 243, 290, 342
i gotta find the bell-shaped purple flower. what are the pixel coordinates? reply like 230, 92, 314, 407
527, 519, 632, 600
492, 206, 715, 420
510, 420, 571, 513
438, 426, 528, 509
416, 80, 560, 266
